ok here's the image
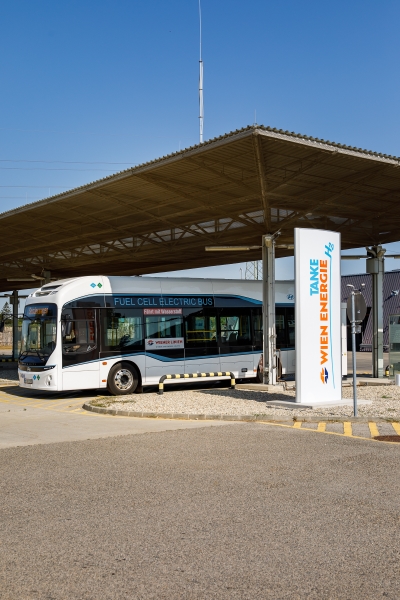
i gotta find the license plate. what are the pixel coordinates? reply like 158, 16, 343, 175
25, 378, 33, 384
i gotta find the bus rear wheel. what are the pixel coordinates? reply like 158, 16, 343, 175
107, 362, 139, 395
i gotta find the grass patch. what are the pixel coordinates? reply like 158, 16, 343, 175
90, 397, 135, 408
90, 400, 110, 408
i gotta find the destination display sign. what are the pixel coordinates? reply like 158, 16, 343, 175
27, 307, 49, 316
25, 303, 56, 317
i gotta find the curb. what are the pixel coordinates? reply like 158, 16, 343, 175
82, 403, 400, 424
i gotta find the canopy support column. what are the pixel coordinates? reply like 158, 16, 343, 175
10, 290, 19, 361
366, 246, 385, 378
262, 234, 277, 385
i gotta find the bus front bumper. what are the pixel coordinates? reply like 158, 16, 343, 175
18, 368, 58, 391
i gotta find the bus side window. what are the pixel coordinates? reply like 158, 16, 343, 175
62, 308, 97, 354
103, 309, 143, 351
218, 308, 251, 352
250, 308, 295, 351
276, 307, 295, 349
251, 309, 262, 349
145, 315, 183, 339
287, 311, 295, 346
275, 310, 286, 348
184, 308, 218, 356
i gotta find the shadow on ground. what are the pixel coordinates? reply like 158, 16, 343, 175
0, 384, 103, 401
196, 387, 293, 404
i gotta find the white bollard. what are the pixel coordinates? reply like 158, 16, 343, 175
395, 374, 400, 386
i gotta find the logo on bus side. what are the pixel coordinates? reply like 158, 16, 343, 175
145, 338, 184, 350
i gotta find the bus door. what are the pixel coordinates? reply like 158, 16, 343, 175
184, 308, 220, 374
218, 308, 253, 377
100, 308, 145, 385
144, 311, 185, 383
61, 308, 99, 390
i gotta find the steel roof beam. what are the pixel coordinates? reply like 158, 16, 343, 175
252, 132, 270, 230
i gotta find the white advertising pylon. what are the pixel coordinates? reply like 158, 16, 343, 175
295, 228, 342, 404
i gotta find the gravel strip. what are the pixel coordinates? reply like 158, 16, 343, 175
94, 383, 400, 420
3, 366, 399, 420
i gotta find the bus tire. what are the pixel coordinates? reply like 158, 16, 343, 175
107, 362, 139, 395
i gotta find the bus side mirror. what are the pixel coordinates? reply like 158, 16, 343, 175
0, 321, 4, 333
65, 321, 73, 336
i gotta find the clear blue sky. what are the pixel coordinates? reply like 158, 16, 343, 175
1, 0, 400, 288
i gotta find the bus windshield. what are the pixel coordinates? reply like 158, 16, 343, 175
20, 303, 57, 362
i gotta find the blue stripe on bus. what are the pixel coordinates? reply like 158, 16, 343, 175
218, 295, 261, 305
62, 293, 271, 305
62, 352, 145, 368
61, 350, 262, 369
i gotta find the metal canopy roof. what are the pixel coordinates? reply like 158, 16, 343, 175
1, 124, 400, 292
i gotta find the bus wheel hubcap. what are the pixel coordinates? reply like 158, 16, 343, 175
114, 369, 133, 391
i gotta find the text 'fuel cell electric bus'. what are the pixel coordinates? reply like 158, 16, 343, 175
18, 276, 295, 394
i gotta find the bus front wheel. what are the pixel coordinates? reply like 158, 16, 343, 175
107, 362, 139, 395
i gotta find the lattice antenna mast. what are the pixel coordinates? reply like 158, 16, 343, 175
199, 0, 204, 143
245, 261, 263, 280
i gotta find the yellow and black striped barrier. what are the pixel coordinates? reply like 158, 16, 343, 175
158, 371, 235, 395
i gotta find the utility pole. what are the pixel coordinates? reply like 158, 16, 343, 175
262, 234, 279, 385
366, 245, 385, 378
10, 290, 19, 361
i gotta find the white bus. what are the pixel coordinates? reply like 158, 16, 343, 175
18, 276, 295, 394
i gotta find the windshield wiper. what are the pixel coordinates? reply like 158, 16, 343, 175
23, 349, 46, 362
36, 349, 49, 362
19, 349, 46, 362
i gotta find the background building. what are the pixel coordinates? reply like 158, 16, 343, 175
341, 270, 400, 351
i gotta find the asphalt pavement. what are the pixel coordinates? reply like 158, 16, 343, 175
1, 423, 399, 599
346, 351, 389, 375
0, 385, 231, 448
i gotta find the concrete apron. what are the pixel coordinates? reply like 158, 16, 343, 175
236, 382, 378, 410
237, 378, 395, 394
266, 399, 373, 410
